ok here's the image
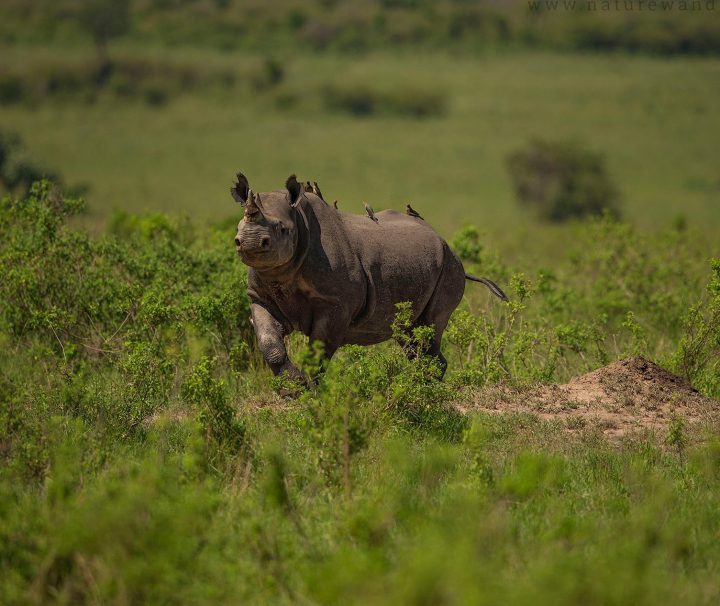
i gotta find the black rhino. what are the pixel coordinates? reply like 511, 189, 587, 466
232, 173, 507, 384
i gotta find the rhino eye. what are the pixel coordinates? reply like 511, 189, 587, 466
279, 225, 288, 234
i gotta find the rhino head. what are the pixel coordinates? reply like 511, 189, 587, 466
232, 173, 305, 269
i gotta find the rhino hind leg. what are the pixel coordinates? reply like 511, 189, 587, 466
402, 330, 448, 379
432, 348, 448, 380
409, 246, 465, 380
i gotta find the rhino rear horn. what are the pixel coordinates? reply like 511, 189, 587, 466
286, 174, 303, 206
231, 172, 250, 204
254, 191, 266, 212
244, 189, 264, 220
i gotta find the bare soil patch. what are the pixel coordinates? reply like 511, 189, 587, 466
458, 357, 719, 438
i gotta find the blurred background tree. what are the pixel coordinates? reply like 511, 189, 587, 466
507, 139, 622, 223
79, 0, 130, 65
0, 130, 58, 196
0, 129, 86, 198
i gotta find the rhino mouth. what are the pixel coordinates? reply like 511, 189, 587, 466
238, 249, 271, 264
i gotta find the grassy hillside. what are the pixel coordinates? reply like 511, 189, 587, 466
1, 48, 719, 236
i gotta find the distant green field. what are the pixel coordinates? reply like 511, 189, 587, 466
1, 47, 719, 238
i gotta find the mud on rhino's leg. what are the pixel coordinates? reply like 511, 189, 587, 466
250, 303, 304, 383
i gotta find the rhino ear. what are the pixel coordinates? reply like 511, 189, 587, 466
285, 174, 303, 206
231, 172, 250, 204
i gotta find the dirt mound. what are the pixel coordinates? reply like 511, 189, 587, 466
561, 356, 700, 405
460, 357, 719, 438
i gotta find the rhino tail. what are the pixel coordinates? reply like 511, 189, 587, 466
465, 274, 509, 302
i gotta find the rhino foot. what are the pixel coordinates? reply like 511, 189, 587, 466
272, 362, 313, 399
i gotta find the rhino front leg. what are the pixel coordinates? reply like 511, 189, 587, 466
250, 303, 305, 384
308, 306, 351, 373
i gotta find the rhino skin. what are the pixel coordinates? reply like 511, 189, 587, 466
233, 173, 506, 385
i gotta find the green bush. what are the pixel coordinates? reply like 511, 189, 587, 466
0, 131, 61, 196
250, 57, 285, 91
671, 258, 720, 395
0, 72, 23, 104
182, 356, 246, 465
322, 84, 446, 118
79, 0, 130, 58
507, 138, 622, 222
0, 58, 238, 106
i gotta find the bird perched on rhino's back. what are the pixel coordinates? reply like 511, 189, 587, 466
232, 172, 507, 388
312, 181, 324, 201
364, 202, 378, 223
406, 204, 423, 220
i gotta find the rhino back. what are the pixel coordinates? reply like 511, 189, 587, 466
335, 208, 457, 342
340, 209, 446, 282
304, 201, 447, 291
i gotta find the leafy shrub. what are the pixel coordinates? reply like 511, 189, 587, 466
0, 72, 23, 104
322, 84, 446, 118
507, 138, 621, 222
444, 215, 715, 389
30, 446, 220, 604
385, 88, 446, 118
0, 182, 253, 465
79, 0, 130, 57
450, 225, 484, 265
183, 356, 246, 465
570, 14, 720, 55
250, 57, 285, 91
142, 83, 169, 107
322, 85, 377, 116
300, 21, 339, 51
0, 58, 237, 107
0, 131, 61, 196
671, 258, 720, 395
1, 185, 251, 359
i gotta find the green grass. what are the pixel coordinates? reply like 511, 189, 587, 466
7, 408, 720, 605
1, 47, 719, 237
1, 179, 719, 604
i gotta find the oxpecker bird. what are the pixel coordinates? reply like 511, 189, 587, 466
312, 181, 324, 201
406, 204, 423, 220
364, 202, 378, 223
304, 181, 313, 193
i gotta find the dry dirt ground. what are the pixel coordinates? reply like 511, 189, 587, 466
457, 357, 720, 439
148, 356, 718, 441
